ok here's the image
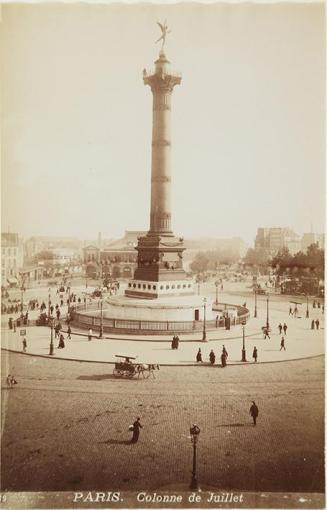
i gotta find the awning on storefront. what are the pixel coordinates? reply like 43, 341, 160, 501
7, 277, 18, 285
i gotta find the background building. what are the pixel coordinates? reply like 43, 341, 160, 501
255, 227, 301, 255
1, 233, 24, 285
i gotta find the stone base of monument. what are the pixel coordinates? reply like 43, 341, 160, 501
104, 294, 216, 322
71, 295, 247, 336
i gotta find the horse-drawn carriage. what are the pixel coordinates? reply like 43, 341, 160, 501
113, 355, 160, 379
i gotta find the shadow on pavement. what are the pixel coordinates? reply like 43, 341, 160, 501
217, 423, 253, 427
77, 374, 141, 381
99, 439, 132, 445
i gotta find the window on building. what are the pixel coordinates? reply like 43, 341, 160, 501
153, 285, 156, 290
147, 285, 151, 290
160, 285, 163, 290
177, 285, 181, 289
166, 285, 169, 289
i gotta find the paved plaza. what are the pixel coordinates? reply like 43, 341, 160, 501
1, 280, 325, 507
1, 281, 324, 365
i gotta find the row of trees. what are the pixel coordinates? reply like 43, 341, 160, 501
271, 244, 324, 279
189, 249, 240, 274
190, 243, 324, 279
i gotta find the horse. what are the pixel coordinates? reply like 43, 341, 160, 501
136, 364, 160, 379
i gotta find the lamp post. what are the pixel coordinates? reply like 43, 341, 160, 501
49, 317, 54, 356
20, 285, 25, 313
215, 281, 219, 306
306, 294, 309, 318
241, 321, 247, 362
254, 289, 257, 318
48, 288, 51, 318
202, 297, 207, 342
190, 424, 200, 490
99, 298, 103, 338
196, 274, 201, 296
266, 294, 270, 331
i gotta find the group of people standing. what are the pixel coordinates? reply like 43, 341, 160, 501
196, 345, 229, 367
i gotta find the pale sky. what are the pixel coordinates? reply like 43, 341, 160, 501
1, 3, 325, 243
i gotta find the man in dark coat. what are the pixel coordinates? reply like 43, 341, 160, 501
278, 323, 283, 334
209, 350, 215, 365
250, 401, 259, 426
196, 349, 202, 363
252, 347, 258, 363
311, 319, 315, 330
280, 337, 286, 351
221, 352, 227, 367
131, 417, 143, 443
315, 319, 320, 330
283, 323, 288, 335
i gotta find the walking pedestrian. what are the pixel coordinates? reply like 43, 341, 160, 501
22, 337, 27, 353
88, 328, 93, 341
263, 327, 270, 339
311, 319, 315, 330
58, 334, 65, 349
278, 323, 283, 335
196, 348, 202, 363
209, 349, 215, 365
221, 352, 227, 367
250, 401, 259, 426
280, 336, 286, 351
50, 305, 54, 315
289, 307, 293, 316
252, 346, 258, 363
315, 319, 320, 330
6, 374, 12, 388
222, 345, 228, 358
317, 302, 321, 309
131, 417, 143, 443
67, 326, 71, 339
313, 300, 316, 308
283, 323, 288, 335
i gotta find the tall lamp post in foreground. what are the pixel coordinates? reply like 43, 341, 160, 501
254, 289, 257, 318
190, 424, 200, 490
266, 294, 270, 331
202, 297, 207, 342
306, 295, 309, 318
49, 317, 54, 356
99, 298, 103, 338
241, 321, 247, 362
215, 280, 219, 306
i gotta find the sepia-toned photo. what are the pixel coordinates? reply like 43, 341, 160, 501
1, 2, 325, 509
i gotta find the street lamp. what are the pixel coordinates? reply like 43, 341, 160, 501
99, 298, 103, 338
49, 317, 54, 356
241, 321, 247, 362
266, 294, 270, 331
215, 280, 219, 306
190, 424, 200, 490
48, 288, 51, 318
20, 285, 25, 313
254, 289, 257, 318
306, 294, 309, 318
202, 297, 207, 342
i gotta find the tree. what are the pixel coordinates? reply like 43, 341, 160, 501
190, 252, 209, 274
243, 247, 271, 267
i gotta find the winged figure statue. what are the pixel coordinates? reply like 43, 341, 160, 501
156, 20, 171, 51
